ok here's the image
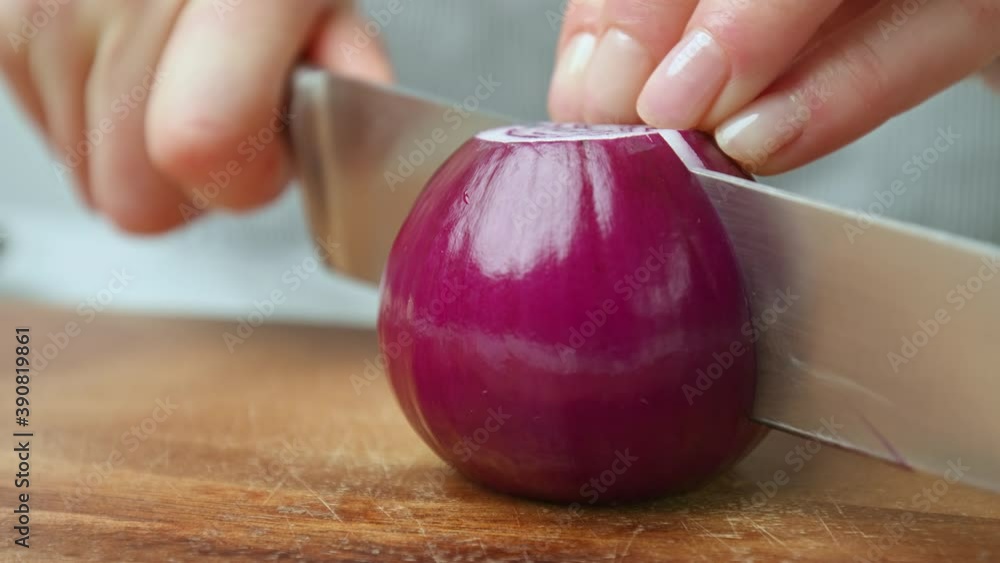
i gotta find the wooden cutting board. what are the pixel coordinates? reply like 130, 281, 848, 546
1, 302, 998, 562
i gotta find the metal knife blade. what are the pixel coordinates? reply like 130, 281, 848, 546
671, 145, 1000, 494
290, 67, 1000, 492
290, 68, 510, 282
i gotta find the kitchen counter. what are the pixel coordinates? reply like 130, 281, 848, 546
2, 303, 998, 562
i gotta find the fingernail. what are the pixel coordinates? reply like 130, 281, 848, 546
637, 29, 729, 129
715, 94, 807, 173
549, 33, 597, 121
582, 28, 655, 124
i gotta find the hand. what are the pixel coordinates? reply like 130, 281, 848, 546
0, 0, 391, 232
549, 0, 1000, 174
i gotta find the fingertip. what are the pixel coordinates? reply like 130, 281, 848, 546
146, 109, 234, 183
95, 183, 192, 235
574, 0, 700, 126
150, 112, 293, 213
147, 94, 294, 211
91, 150, 193, 233
200, 145, 291, 212
548, 32, 597, 122
106, 213, 187, 236
581, 29, 657, 125
548, 96, 580, 124
638, 29, 732, 131
635, 91, 663, 129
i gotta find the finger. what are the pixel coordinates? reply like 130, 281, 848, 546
638, 0, 843, 130
556, 0, 604, 52
309, 9, 394, 85
581, 0, 699, 123
794, 0, 878, 66
148, 0, 330, 212
0, 64, 46, 132
0, 3, 48, 132
812, 0, 878, 46
715, 0, 1000, 174
549, 0, 604, 121
87, 1, 192, 233
27, 1, 98, 204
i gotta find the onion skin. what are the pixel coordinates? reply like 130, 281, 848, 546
378, 124, 759, 503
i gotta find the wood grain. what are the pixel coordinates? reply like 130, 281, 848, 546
0, 303, 997, 562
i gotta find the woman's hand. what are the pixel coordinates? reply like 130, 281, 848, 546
0, 0, 391, 232
549, 0, 1000, 174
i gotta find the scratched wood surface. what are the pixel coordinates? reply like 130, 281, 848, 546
1, 302, 999, 562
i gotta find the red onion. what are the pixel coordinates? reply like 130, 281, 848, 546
378, 123, 759, 503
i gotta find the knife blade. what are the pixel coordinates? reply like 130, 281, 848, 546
289, 67, 1000, 492
290, 68, 511, 283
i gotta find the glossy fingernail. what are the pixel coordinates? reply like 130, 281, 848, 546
549, 33, 597, 121
638, 29, 729, 129
582, 28, 655, 124
715, 94, 807, 173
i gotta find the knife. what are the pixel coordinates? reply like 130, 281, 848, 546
289, 67, 1000, 493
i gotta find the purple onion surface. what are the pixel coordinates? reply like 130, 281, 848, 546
378, 123, 760, 503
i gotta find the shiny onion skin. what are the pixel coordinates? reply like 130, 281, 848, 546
378, 124, 759, 503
